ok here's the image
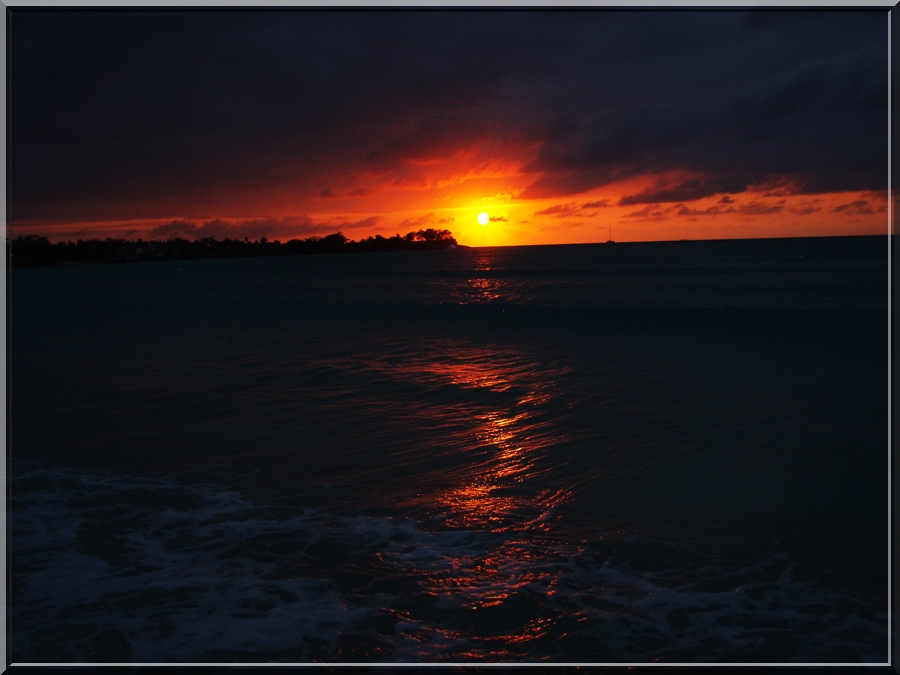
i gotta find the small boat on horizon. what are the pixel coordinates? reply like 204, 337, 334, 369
606, 226, 615, 244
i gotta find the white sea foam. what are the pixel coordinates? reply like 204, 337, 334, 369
10, 464, 888, 663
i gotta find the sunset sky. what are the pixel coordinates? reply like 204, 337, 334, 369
9, 10, 891, 246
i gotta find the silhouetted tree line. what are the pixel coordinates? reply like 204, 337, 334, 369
8, 228, 459, 267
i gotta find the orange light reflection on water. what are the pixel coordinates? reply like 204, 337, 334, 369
370, 344, 579, 652
466, 277, 505, 303
428, 362, 513, 392
420, 356, 571, 533
451, 251, 523, 304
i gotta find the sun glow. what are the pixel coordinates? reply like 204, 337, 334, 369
478, 212, 490, 226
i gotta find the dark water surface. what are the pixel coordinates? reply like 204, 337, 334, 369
9, 236, 890, 663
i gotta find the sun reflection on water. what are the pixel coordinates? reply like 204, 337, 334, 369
359, 340, 580, 650
428, 362, 513, 392
416, 356, 572, 534
449, 250, 523, 304
466, 277, 506, 303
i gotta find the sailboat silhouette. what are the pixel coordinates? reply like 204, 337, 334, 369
606, 226, 615, 244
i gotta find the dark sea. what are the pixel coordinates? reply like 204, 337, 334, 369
9, 236, 891, 664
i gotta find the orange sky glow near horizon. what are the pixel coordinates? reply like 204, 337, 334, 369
16, 172, 892, 247
11, 13, 891, 248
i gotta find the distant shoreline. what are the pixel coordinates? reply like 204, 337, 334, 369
8, 232, 889, 268
8, 229, 461, 268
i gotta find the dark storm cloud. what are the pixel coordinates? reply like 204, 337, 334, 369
368, 113, 494, 168
534, 203, 580, 218
672, 200, 786, 217
623, 205, 672, 219
517, 13, 887, 200
832, 199, 885, 216
12, 11, 536, 218
397, 212, 436, 230
618, 176, 753, 206
676, 204, 736, 217
790, 206, 822, 216
535, 200, 610, 218
9, 10, 888, 223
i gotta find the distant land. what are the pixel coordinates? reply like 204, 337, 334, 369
8, 228, 460, 268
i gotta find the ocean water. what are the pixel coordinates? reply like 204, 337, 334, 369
9, 236, 890, 663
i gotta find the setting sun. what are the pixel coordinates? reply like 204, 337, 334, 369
9, 12, 889, 248
8, 11, 890, 666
